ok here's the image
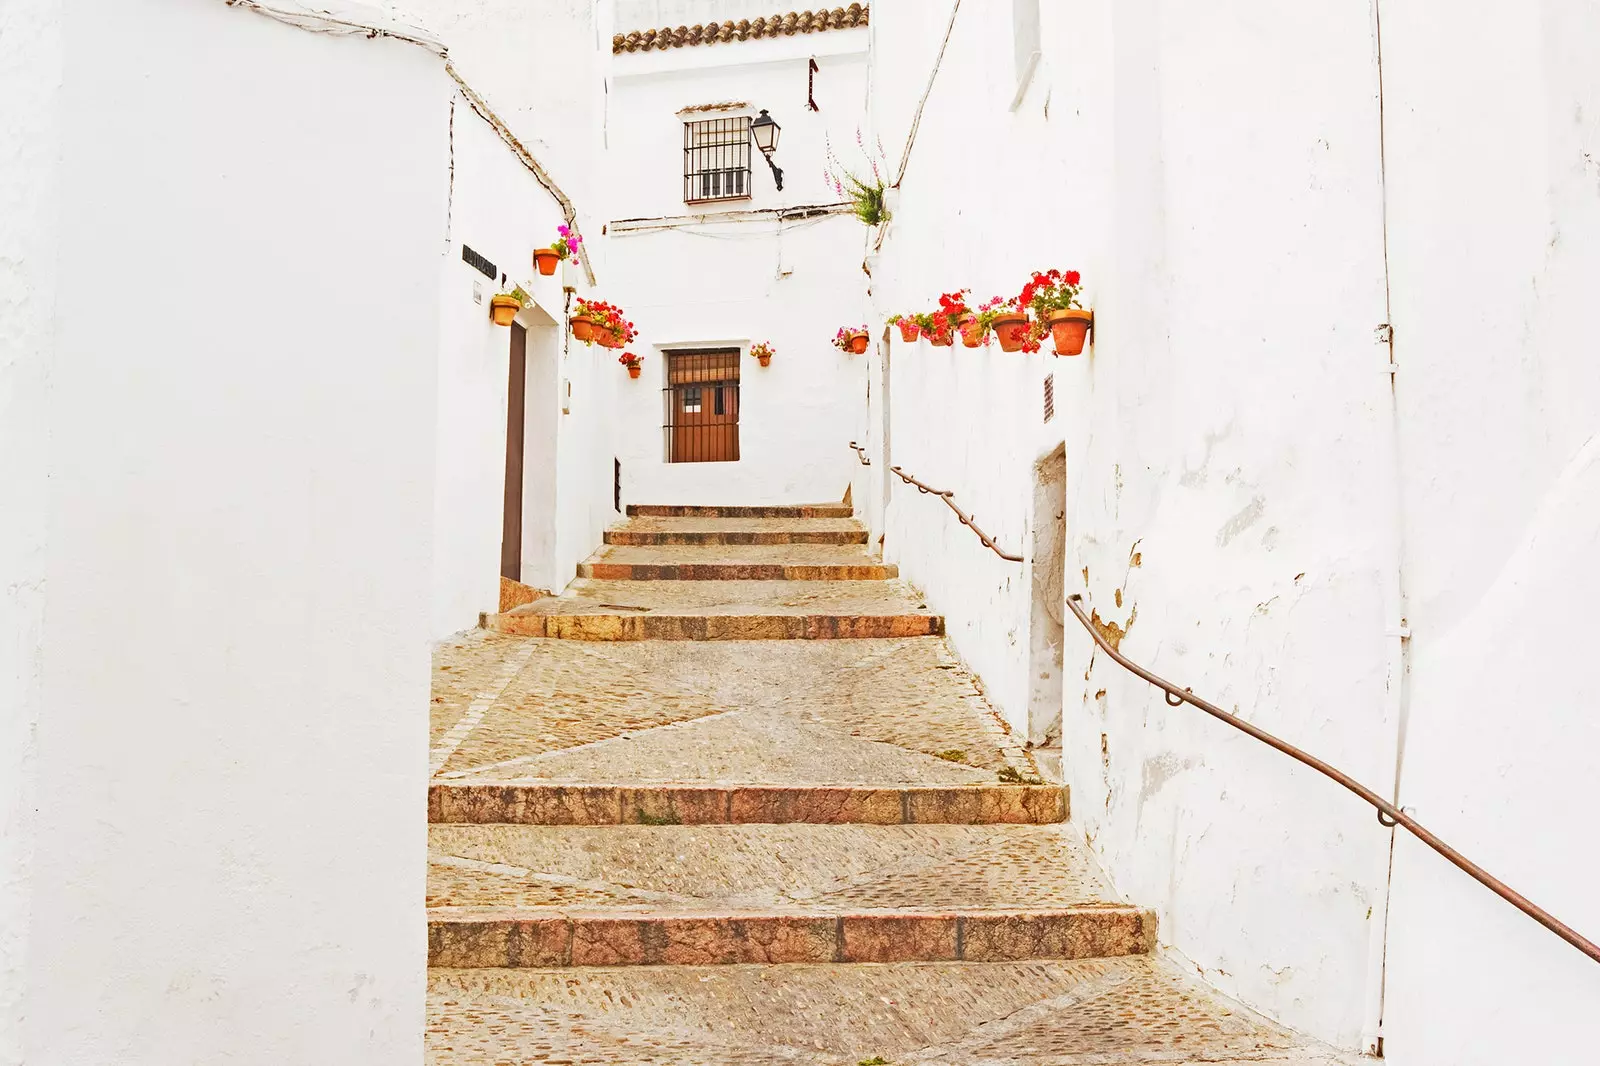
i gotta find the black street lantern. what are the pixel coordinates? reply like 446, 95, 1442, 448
750, 109, 784, 191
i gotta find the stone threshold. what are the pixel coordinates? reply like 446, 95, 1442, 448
488, 612, 943, 640
628, 504, 854, 518
577, 561, 897, 581
428, 907, 1155, 968
605, 529, 868, 546
429, 783, 1067, 825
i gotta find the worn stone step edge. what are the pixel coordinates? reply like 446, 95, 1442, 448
605, 530, 868, 546
577, 561, 898, 581
628, 504, 854, 518
429, 783, 1067, 825
488, 612, 944, 641
427, 908, 1155, 968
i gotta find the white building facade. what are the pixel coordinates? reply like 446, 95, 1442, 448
603, 1, 874, 508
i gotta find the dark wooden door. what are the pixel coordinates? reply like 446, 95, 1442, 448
501, 323, 526, 581
666, 350, 740, 463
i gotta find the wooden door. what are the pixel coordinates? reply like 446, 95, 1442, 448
666, 350, 740, 463
500, 322, 526, 581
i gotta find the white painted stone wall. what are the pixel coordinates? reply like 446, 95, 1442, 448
604, 23, 872, 507
5, 2, 446, 1059
866, 0, 1398, 1050
868, 0, 1600, 1055
431, 91, 616, 634
1378, 2, 1600, 1061
0, 2, 61, 1060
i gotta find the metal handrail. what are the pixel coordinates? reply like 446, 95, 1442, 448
883, 459, 1023, 562
1064, 592, 1600, 966
848, 440, 871, 466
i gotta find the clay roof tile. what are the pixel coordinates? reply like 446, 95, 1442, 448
613, 5, 869, 54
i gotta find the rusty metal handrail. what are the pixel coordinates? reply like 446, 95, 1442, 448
885, 461, 1023, 562
848, 440, 871, 466
1065, 592, 1600, 966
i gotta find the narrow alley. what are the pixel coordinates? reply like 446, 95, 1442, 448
423, 505, 1348, 1064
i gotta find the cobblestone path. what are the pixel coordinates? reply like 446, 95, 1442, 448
425, 505, 1352, 1064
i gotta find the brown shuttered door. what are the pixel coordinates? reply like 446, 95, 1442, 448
501, 323, 526, 580
665, 349, 740, 463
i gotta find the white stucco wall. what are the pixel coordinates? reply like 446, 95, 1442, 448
0, 1, 61, 1059
431, 93, 611, 633
867, 0, 1397, 1049
604, 28, 871, 507
14, 2, 443, 1060
1378, 2, 1600, 1061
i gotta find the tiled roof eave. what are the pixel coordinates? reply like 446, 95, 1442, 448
613, 4, 869, 55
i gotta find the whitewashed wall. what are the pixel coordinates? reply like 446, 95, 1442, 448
431, 94, 616, 633
867, 0, 1397, 1049
9, 2, 444, 1060
0, 1, 61, 1060
1378, 2, 1600, 1062
604, 25, 871, 507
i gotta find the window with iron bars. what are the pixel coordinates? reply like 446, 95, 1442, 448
684, 117, 752, 204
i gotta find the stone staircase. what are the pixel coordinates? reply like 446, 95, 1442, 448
426, 504, 1352, 1064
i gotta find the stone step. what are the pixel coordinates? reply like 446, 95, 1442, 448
577, 543, 896, 581
605, 516, 867, 547
628, 503, 854, 519
429, 783, 1066, 825
429, 906, 1152, 968
487, 580, 941, 640
427, 823, 1152, 968
428, 957, 1351, 1064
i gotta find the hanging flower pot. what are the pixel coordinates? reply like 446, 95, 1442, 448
833, 326, 870, 355
926, 328, 953, 347
533, 248, 559, 276
750, 341, 775, 367
619, 352, 643, 378
958, 315, 985, 348
890, 317, 920, 343
595, 324, 622, 349
1048, 308, 1094, 356
489, 294, 521, 327
570, 317, 595, 343
991, 312, 1030, 353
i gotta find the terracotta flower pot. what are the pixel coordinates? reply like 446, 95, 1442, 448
596, 325, 622, 349
489, 294, 521, 327
757, 354, 772, 367
570, 318, 595, 343
534, 248, 559, 276
848, 332, 869, 355
1048, 308, 1094, 356
896, 321, 920, 343
626, 363, 642, 379
926, 329, 953, 347
958, 315, 984, 348
991, 312, 1030, 353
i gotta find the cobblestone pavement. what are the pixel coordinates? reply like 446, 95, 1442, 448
427, 958, 1354, 1065
427, 507, 1352, 1063
429, 637, 1027, 782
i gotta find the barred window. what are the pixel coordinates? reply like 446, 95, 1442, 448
684, 117, 751, 203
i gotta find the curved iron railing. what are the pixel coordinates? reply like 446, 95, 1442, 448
1064, 592, 1600, 966
848, 440, 871, 466
882, 458, 1023, 562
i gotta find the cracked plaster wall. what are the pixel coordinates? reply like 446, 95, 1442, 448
865, 0, 1395, 1050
